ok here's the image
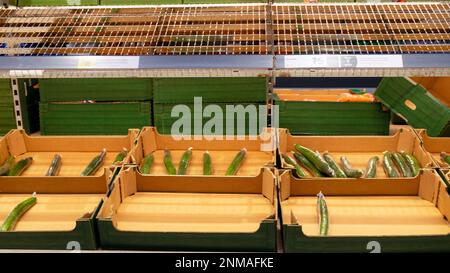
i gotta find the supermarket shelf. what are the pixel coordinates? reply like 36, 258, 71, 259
0, 3, 448, 77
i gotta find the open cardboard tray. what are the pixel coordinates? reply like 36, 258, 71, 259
96, 167, 277, 251
278, 169, 450, 253
129, 126, 275, 177
278, 127, 436, 195
0, 167, 115, 250
415, 129, 450, 168
0, 129, 139, 179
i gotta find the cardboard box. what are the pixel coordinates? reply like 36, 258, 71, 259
274, 89, 390, 136
130, 126, 275, 177
415, 130, 450, 168
96, 167, 277, 251
278, 169, 450, 252
278, 127, 435, 192
0, 167, 114, 250
0, 129, 139, 178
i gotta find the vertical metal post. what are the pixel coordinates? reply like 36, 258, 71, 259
10, 78, 23, 130
266, 0, 275, 127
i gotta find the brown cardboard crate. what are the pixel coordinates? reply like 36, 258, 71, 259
279, 169, 450, 253
279, 126, 434, 195
96, 167, 277, 251
0, 167, 114, 249
415, 129, 450, 168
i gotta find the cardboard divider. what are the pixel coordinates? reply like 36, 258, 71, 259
416, 130, 450, 168
98, 166, 276, 234
129, 126, 275, 177
0, 129, 139, 177
278, 127, 435, 184
280, 169, 450, 238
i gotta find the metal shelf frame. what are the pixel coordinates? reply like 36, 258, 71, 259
0, 2, 449, 78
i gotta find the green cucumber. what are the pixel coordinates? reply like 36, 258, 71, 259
392, 152, 412, 177
323, 153, 346, 178
8, 157, 33, 176
1, 193, 37, 232
340, 156, 363, 178
317, 191, 329, 236
45, 154, 62, 176
282, 154, 307, 178
0, 156, 15, 176
440, 152, 450, 166
81, 149, 106, 176
365, 156, 379, 178
113, 148, 128, 164
293, 152, 324, 177
140, 154, 154, 174
225, 148, 247, 176
177, 147, 193, 175
164, 149, 177, 175
203, 151, 213, 176
295, 144, 335, 177
401, 151, 421, 177
383, 152, 399, 178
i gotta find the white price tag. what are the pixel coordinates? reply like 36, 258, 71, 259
77, 57, 139, 69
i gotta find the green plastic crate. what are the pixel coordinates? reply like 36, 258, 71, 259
0, 80, 40, 135
0, 79, 12, 104
39, 78, 153, 102
18, 0, 99, 6
100, 0, 181, 4
375, 77, 450, 137
274, 94, 390, 136
153, 102, 266, 135
40, 101, 152, 135
153, 77, 267, 104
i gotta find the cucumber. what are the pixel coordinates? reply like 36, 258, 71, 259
383, 152, 399, 178
282, 154, 307, 178
402, 152, 420, 177
440, 152, 450, 166
8, 157, 33, 176
293, 152, 324, 177
365, 156, 379, 178
164, 149, 177, 175
0, 156, 15, 176
340, 156, 363, 178
177, 147, 193, 175
1, 193, 37, 232
392, 152, 412, 177
317, 191, 329, 236
113, 148, 128, 164
81, 149, 106, 176
45, 154, 62, 176
140, 154, 154, 174
203, 151, 213, 176
225, 148, 247, 176
323, 152, 346, 178
295, 144, 335, 177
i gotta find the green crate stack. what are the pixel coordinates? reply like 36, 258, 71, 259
39, 78, 153, 135
273, 94, 390, 136
375, 77, 450, 137
0, 79, 40, 136
153, 77, 267, 135
18, 0, 99, 6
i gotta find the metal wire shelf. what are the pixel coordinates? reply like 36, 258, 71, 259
0, 3, 449, 77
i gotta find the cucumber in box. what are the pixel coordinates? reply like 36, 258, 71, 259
39, 78, 153, 103
274, 89, 390, 136
18, 0, 98, 6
